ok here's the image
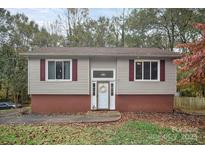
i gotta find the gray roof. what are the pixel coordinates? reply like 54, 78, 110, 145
20, 47, 181, 58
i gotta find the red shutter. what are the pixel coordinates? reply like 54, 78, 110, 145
40, 59, 45, 81
72, 59, 78, 81
160, 60, 165, 81
129, 59, 134, 81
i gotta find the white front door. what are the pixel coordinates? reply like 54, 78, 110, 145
98, 82, 109, 109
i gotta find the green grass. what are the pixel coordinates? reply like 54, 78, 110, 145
106, 121, 199, 144
0, 120, 201, 145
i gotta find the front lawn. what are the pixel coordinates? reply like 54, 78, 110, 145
0, 120, 201, 145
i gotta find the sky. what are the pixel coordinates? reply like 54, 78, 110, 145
7, 8, 123, 27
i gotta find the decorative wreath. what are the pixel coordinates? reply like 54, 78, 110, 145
99, 85, 107, 93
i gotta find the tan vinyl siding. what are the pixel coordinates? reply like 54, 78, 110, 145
90, 57, 117, 97
117, 58, 176, 94
28, 56, 177, 95
90, 57, 117, 69
28, 58, 89, 94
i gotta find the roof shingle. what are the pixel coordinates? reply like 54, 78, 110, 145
20, 47, 181, 58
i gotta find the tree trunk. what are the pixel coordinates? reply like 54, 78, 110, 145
170, 9, 175, 51
5, 87, 9, 100
202, 84, 205, 97
121, 8, 125, 47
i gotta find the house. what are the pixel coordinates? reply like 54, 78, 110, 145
21, 47, 181, 113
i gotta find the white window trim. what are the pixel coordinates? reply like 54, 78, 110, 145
91, 68, 115, 81
134, 59, 160, 82
46, 59, 72, 81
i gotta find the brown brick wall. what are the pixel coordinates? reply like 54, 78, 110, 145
116, 95, 174, 112
31, 94, 173, 113
31, 95, 90, 113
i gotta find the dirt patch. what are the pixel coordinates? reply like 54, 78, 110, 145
174, 108, 205, 116
0, 107, 31, 117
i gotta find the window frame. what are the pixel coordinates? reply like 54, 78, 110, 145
46, 59, 72, 81
134, 59, 160, 82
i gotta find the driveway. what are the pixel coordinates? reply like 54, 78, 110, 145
0, 109, 121, 124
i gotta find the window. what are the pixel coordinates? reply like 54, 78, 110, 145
47, 60, 72, 81
92, 83, 96, 96
48, 61, 55, 79
135, 62, 142, 80
144, 62, 150, 80
56, 61, 63, 79
92, 70, 115, 80
151, 62, 158, 80
93, 70, 113, 78
64, 61, 71, 79
110, 83, 114, 96
135, 60, 159, 81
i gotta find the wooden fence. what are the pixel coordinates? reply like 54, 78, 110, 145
174, 97, 205, 114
